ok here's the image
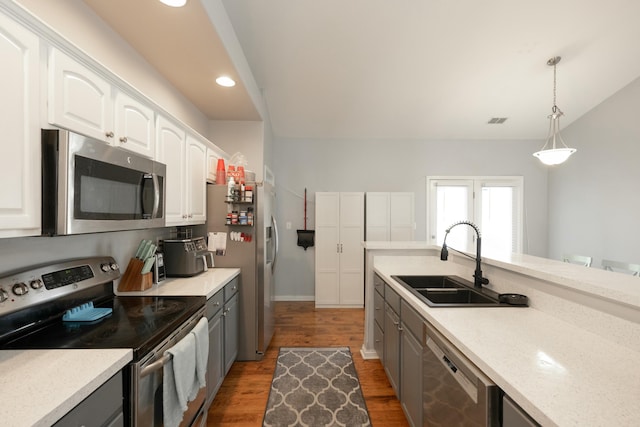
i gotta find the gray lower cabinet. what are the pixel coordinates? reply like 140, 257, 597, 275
54, 371, 123, 427
205, 277, 240, 407
206, 291, 225, 406
373, 284, 385, 361
383, 283, 401, 396
379, 276, 425, 427
400, 300, 424, 427
503, 395, 540, 427
223, 291, 239, 375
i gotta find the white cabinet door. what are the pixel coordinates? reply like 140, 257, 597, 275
315, 192, 364, 307
156, 115, 186, 226
365, 192, 390, 241
114, 90, 155, 158
48, 47, 113, 142
315, 192, 341, 305
390, 192, 414, 241
186, 134, 207, 224
0, 12, 41, 238
338, 192, 365, 305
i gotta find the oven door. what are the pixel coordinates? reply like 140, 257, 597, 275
131, 311, 206, 427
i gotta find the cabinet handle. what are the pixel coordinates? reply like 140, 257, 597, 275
213, 301, 220, 307
375, 306, 381, 311
105, 131, 114, 138
336, 243, 340, 253
375, 339, 381, 343
340, 243, 343, 253
182, 214, 188, 219
398, 326, 403, 331
120, 136, 128, 143
188, 214, 193, 218
393, 320, 399, 326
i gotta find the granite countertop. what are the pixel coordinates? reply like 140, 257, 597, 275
0, 349, 132, 427
115, 267, 240, 298
374, 257, 640, 427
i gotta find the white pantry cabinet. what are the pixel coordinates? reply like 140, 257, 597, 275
48, 47, 155, 158
0, 11, 41, 238
156, 115, 206, 226
315, 192, 364, 307
366, 192, 415, 241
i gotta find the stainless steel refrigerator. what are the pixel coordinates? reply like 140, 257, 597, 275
206, 181, 277, 361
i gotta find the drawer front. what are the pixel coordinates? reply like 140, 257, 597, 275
374, 273, 385, 297
206, 289, 224, 319
374, 290, 385, 329
224, 277, 239, 301
401, 299, 424, 341
385, 283, 401, 314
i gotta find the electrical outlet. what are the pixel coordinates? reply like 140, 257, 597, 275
286, 222, 292, 230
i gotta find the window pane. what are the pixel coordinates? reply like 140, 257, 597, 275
481, 186, 513, 254
436, 186, 469, 250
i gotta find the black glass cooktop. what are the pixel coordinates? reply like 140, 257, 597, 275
1, 295, 205, 359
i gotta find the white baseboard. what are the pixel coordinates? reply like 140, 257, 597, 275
273, 295, 315, 302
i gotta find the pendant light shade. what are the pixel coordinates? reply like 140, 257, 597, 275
533, 56, 576, 165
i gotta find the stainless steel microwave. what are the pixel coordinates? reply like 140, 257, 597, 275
42, 128, 166, 235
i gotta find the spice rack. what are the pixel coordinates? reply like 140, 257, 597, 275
225, 183, 255, 226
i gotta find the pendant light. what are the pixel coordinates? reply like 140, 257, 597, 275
533, 56, 576, 165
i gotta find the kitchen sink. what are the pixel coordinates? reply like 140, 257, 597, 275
391, 275, 467, 289
416, 288, 497, 306
391, 275, 527, 308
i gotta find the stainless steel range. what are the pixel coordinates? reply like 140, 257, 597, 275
0, 257, 206, 427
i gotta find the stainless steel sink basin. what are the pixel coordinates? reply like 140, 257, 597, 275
392, 274, 526, 307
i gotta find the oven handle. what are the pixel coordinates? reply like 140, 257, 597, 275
140, 353, 172, 378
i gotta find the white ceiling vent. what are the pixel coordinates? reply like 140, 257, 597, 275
488, 117, 508, 124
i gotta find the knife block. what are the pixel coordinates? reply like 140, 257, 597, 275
117, 258, 153, 292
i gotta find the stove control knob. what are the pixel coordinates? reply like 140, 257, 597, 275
101, 263, 111, 272
12, 282, 29, 296
110, 262, 119, 271
0, 288, 8, 303
29, 279, 43, 290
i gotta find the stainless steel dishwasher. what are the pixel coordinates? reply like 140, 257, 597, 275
423, 322, 500, 427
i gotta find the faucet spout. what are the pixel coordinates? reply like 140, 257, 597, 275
439, 220, 489, 288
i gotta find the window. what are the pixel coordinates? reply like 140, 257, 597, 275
426, 176, 523, 255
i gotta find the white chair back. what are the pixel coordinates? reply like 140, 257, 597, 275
562, 254, 593, 267
602, 259, 640, 276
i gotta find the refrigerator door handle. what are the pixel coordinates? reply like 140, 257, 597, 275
271, 216, 279, 271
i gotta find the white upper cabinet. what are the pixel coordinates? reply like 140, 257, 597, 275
156, 115, 206, 226
156, 115, 186, 226
49, 47, 156, 158
186, 133, 207, 224
48, 47, 113, 142
0, 11, 41, 238
113, 90, 155, 158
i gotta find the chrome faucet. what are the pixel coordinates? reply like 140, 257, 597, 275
440, 221, 489, 288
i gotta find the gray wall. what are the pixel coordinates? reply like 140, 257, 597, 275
548, 76, 640, 267
272, 138, 547, 299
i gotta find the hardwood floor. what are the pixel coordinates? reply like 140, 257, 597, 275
207, 301, 409, 426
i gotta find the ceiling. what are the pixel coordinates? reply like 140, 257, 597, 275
84, 0, 640, 141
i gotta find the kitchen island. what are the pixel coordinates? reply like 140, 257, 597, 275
365, 244, 640, 426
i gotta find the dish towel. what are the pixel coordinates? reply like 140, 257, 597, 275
191, 317, 209, 389
163, 332, 198, 427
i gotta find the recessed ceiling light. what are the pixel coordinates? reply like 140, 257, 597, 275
216, 76, 236, 87
159, 0, 187, 7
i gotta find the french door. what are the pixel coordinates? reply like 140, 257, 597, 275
426, 177, 523, 255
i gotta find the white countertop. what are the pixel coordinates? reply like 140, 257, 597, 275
115, 267, 240, 298
374, 257, 640, 427
0, 349, 132, 427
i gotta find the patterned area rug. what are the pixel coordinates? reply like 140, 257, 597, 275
263, 347, 372, 427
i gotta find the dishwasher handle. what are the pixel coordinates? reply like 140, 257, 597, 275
426, 336, 479, 403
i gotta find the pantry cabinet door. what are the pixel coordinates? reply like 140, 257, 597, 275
114, 90, 155, 158
0, 12, 41, 237
315, 192, 341, 305
338, 192, 365, 305
48, 47, 113, 142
